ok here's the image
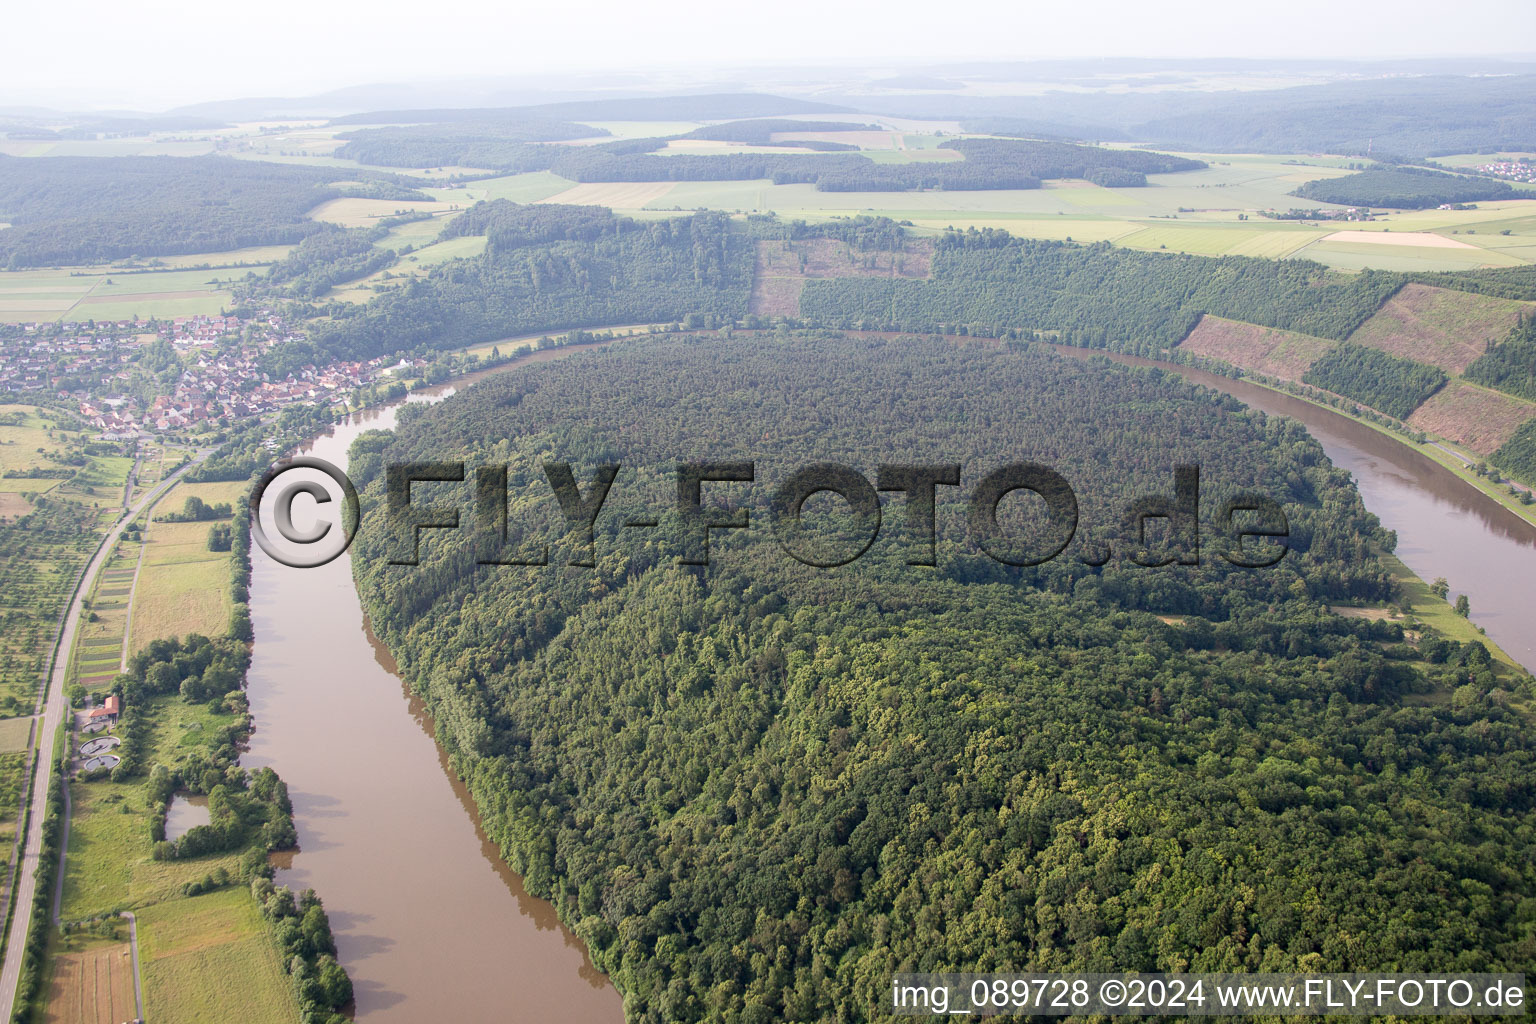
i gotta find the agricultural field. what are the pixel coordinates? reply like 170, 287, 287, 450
137, 889, 300, 1024
401, 235, 487, 266
1406, 380, 1536, 456
307, 196, 460, 228
39, 939, 136, 1024
371, 215, 457, 250
1288, 236, 1528, 273
0, 265, 248, 324
1343, 283, 1534, 374
1176, 315, 1336, 381
39, 940, 138, 1024
70, 541, 139, 692
432, 170, 574, 204
540, 181, 679, 208
127, 480, 244, 651
0, 407, 131, 714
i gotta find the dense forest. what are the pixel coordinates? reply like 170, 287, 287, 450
681, 120, 872, 147
350, 333, 1533, 1024
285, 207, 1536, 365
1492, 418, 1536, 485
1300, 343, 1449, 419
1291, 166, 1516, 210
1465, 315, 1536, 402
309, 210, 750, 360
336, 131, 1203, 191
0, 156, 425, 267
248, 224, 397, 300
799, 229, 1405, 345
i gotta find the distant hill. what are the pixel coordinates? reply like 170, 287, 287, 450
855, 75, 1536, 157
333, 93, 852, 127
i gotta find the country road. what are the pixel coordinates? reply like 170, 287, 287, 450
0, 457, 199, 1018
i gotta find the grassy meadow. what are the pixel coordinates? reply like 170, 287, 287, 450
128, 480, 245, 652
137, 889, 301, 1024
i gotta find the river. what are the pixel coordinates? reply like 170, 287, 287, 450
240, 337, 1536, 1024
1053, 345, 1536, 672
242, 345, 627, 1024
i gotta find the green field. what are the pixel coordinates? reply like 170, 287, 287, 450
137, 889, 302, 1024
428, 170, 575, 205
0, 264, 250, 323
372, 214, 456, 249
128, 480, 243, 651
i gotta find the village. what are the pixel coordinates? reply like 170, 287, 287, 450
1472, 158, 1536, 184
0, 313, 421, 437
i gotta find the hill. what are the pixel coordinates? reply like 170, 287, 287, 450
1291, 167, 1516, 210
0, 156, 426, 267
350, 332, 1534, 1023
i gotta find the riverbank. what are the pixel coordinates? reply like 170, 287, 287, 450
1210, 369, 1536, 532
22, 459, 348, 1024
242, 348, 625, 1023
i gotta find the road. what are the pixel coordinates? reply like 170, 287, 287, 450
0, 459, 197, 1018
122, 910, 144, 1023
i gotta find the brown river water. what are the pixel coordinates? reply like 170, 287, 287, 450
241, 338, 1536, 1024
243, 345, 626, 1024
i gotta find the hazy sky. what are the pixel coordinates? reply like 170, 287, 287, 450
6, 0, 1536, 111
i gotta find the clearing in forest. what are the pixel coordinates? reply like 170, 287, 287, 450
1346, 283, 1534, 374
1175, 315, 1336, 380
1406, 380, 1536, 455
749, 237, 933, 316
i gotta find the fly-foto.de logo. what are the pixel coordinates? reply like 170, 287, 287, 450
250, 458, 1291, 572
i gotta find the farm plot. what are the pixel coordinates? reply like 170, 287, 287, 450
41, 943, 137, 1024
539, 181, 678, 208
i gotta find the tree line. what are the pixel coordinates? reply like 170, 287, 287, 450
1300, 342, 1449, 419
1291, 166, 1516, 210
0, 155, 427, 267
335, 133, 1204, 192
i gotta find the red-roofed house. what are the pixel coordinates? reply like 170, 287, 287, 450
86, 694, 121, 725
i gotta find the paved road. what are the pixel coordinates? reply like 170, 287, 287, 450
122, 910, 143, 1022
0, 460, 196, 1018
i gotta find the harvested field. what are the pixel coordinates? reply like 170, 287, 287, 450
1346, 283, 1534, 374
538, 182, 677, 208
1406, 380, 1536, 455
1175, 315, 1335, 380
771, 130, 905, 149
749, 238, 932, 316
0, 492, 29, 521
42, 944, 136, 1024
1322, 230, 1479, 249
